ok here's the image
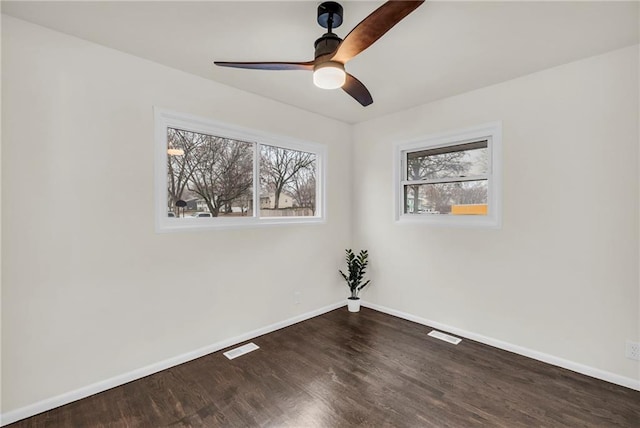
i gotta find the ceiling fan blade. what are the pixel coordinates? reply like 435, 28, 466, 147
342, 73, 373, 107
331, 1, 424, 64
214, 61, 314, 71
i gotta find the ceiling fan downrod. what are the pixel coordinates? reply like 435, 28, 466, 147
315, 1, 344, 59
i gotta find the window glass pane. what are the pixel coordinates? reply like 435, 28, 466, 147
167, 128, 253, 218
404, 180, 488, 215
407, 141, 488, 180
260, 145, 317, 217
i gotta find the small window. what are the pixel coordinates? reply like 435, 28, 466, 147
395, 122, 502, 228
155, 109, 326, 232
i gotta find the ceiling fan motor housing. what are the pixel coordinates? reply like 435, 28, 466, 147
314, 33, 342, 59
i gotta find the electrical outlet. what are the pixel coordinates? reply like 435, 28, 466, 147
626, 340, 640, 361
293, 291, 301, 305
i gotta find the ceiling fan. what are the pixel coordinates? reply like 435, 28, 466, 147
214, 1, 425, 107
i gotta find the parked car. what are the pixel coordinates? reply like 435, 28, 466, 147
168, 212, 176, 218
193, 212, 212, 218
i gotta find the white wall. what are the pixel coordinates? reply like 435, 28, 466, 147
1, 16, 352, 413
353, 46, 640, 382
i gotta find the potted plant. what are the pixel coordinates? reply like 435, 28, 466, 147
339, 249, 371, 312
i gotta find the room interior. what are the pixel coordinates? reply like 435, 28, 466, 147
1, 0, 639, 426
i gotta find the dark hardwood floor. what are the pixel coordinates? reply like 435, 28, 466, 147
8, 308, 640, 427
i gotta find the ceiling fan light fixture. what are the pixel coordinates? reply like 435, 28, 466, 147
313, 61, 346, 89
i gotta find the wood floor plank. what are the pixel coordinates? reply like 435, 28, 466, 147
7, 308, 640, 427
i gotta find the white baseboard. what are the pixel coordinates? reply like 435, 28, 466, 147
361, 301, 640, 392
0, 301, 345, 426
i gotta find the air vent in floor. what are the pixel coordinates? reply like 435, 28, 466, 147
428, 330, 462, 345
223, 342, 260, 360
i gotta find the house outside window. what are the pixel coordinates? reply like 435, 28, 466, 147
155, 109, 326, 232
394, 122, 502, 228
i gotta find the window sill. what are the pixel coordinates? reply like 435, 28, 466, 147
396, 214, 501, 229
156, 216, 326, 233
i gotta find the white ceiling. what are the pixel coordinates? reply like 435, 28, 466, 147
2, 1, 638, 124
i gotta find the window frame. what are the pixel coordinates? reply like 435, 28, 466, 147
393, 122, 502, 228
154, 108, 327, 233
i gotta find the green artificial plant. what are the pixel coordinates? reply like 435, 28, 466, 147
339, 249, 371, 300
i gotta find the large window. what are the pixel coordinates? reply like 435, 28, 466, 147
395, 122, 502, 228
155, 109, 325, 232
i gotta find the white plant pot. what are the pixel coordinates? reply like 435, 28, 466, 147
347, 298, 361, 313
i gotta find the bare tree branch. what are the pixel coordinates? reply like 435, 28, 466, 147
261, 146, 315, 209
